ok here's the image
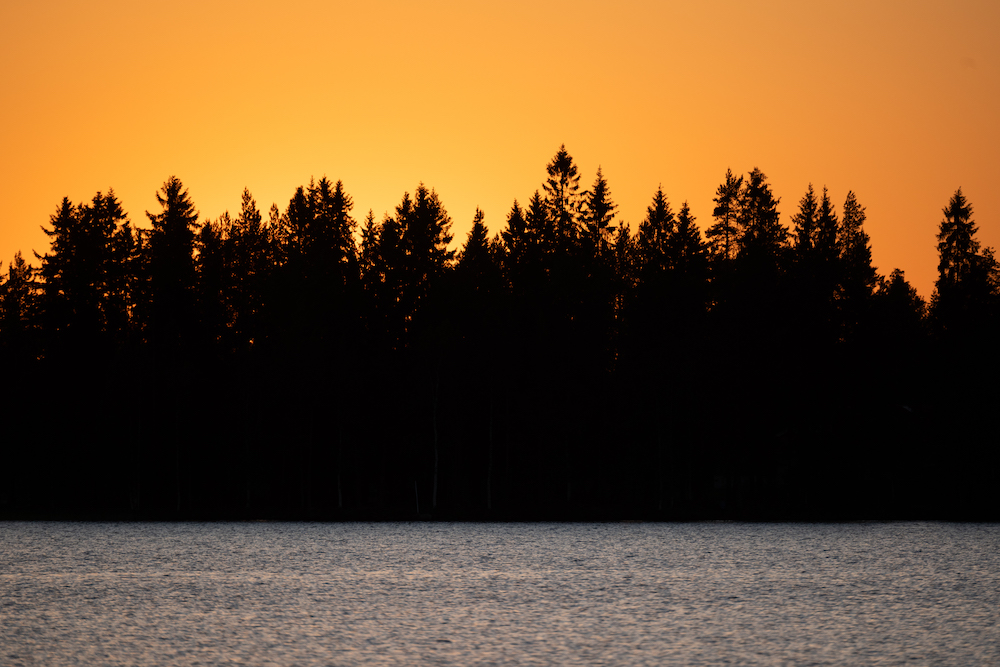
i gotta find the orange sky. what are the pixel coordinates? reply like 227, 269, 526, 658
2, 0, 998, 299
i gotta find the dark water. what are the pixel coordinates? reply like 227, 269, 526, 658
1, 521, 998, 666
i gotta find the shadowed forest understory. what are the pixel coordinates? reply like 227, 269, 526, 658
2, 147, 998, 520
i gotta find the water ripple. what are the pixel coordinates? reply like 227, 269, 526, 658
0, 521, 998, 666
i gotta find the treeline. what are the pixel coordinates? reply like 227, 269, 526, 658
1, 146, 998, 520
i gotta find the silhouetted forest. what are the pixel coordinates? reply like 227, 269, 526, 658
2, 147, 998, 520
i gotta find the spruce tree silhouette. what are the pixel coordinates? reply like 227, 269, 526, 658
228, 188, 271, 351
543, 145, 583, 248
788, 184, 839, 347
791, 184, 819, 259
194, 212, 230, 353
706, 168, 743, 262
581, 167, 618, 258
932, 188, 999, 342
500, 200, 529, 286
631, 185, 676, 379
0, 252, 37, 361
837, 191, 878, 343
146, 176, 199, 356
736, 168, 786, 268
36, 191, 128, 357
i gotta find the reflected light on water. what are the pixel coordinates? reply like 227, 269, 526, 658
0, 521, 998, 666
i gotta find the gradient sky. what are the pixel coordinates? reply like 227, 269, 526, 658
2, 0, 998, 299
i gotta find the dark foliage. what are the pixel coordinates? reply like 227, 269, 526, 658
1, 159, 997, 521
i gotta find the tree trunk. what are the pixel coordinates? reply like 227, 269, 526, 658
487, 392, 494, 511
337, 420, 344, 511
431, 371, 440, 512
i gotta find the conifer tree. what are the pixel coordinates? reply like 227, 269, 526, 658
706, 169, 743, 261
611, 222, 635, 289
384, 184, 455, 343
106, 216, 139, 345
736, 168, 786, 265
796, 185, 841, 341
543, 145, 583, 247
500, 200, 528, 286
636, 186, 675, 279
936, 188, 982, 290
610, 221, 635, 323
661, 201, 710, 325
524, 190, 553, 264
145, 176, 199, 350
228, 188, 271, 348
399, 184, 455, 282
932, 188, 999, 335
36, 198, 78, 339
455, 209, 503, 324
791, 183, 818, 258
874, 268, 926, 348
370, 212, 406, 350
0, 252, 37, 356
37, 191, 129, 349
359, 209, 379, 282
581, 167, 617, 257
310, 177, 357, 271
815, 187, 839, 265
457, 208, 491, 284
195, 213, 231, 349
668, 201, 708, 279
838, 191, 876, 289
837, 191, 878, 340
282, 184, 312, 266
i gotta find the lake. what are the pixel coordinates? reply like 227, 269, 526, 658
1, 521, 998, 665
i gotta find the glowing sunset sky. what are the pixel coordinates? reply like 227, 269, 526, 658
2, 0, 998, 299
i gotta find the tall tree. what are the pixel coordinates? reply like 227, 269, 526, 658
790, 183, 819, 259
145, 176, 199, 351
581, 167, 618, 257
367, 212, 406, 351
228, 188, 271, 349
359, 209, 379, 281
36, 191, 129, 352
36, 197, 79, 341
875, 269, 926, 336
932, 188, 999, 336
524, 190, 553, 265
456, 208, 492, 287
389, 184, 456, 341
636, 185, 675, 280
400, 184, 455, 286
815, 187, 839, 265
837, 191, 878, 340
195, 213, 231, 350
936, 188, 981, 290
310, 177, 357, 273
0, 252, 37, 358
790, 184, 839, 296
737, 168, 786, 264
838, 191, 876, 289
800, 186, 841, 343
668, 201, 709, 282
543, 145, 583, 247
500, 199, 529, 290
706, 169, 743, 261
106, 215, 140, 347
281, 184, 312, 266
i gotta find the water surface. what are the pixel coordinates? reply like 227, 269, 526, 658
1, 521, 998, 665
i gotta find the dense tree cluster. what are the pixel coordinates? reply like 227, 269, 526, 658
2, 147, 997, 520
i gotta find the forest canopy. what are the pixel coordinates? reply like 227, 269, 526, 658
1, 147, 997, 521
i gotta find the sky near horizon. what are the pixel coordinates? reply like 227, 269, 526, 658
2, 0, 998, 299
